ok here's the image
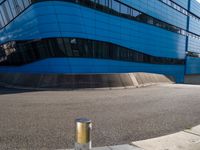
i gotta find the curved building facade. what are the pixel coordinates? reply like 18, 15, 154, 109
0, 0, 200, 83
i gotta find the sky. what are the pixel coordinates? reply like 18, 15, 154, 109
197, 0, 200, 3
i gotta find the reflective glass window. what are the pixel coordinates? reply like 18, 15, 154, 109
112, 0, 119, 12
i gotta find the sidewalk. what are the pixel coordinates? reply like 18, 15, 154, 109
133, 125, 200, 150
66, 125, 200, 150
66, 144, 142, 150
82, 145, 142, 150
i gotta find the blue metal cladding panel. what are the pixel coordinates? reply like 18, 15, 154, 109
0, 2, 61, 43
190, 0, 200, 17
189, 16, 200, 35
172, 0, 189, 9
188, 37, 200, 53
186, 57, 200, 74
122, 0, 188, 29
0, 58, 185, 83
0, 1, 186, 59
186, 0, 200, 75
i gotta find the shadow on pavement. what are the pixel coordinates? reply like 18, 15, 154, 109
0, 86, 39, 95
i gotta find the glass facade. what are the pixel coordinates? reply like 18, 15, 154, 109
0, 0, 30, 28
159, 0, 200, 23
0, 0, 200, 82
0, 0, 199, 40
0, 38, 184, 66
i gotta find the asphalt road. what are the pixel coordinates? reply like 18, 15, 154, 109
0, 84, 200, 149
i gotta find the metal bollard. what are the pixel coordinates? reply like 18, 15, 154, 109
75, 118, 92, 150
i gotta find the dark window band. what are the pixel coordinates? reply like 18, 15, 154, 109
187, 51, 200, 58
0, 0, 200, 41
0, 37, 184, 66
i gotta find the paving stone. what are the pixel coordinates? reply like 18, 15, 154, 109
185, 125, 200, 136
109, 144, 142, 150
133, 131, 200, 150
64, 146, 111, 150
93, 146, 111, 150
65, 144, 142, 150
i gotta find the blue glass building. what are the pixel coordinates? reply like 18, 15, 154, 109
0, 0, 200, 83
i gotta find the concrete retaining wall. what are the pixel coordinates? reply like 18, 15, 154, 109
0, 72, 174, 89
185, 75, 200, 85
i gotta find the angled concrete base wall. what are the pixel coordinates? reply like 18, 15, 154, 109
185, 75, 200, 85
0, 72, 174, 89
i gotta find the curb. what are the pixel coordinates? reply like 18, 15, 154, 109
132, 125, 200, 150
64, 125, 200, 150
63, 144, 143, 150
